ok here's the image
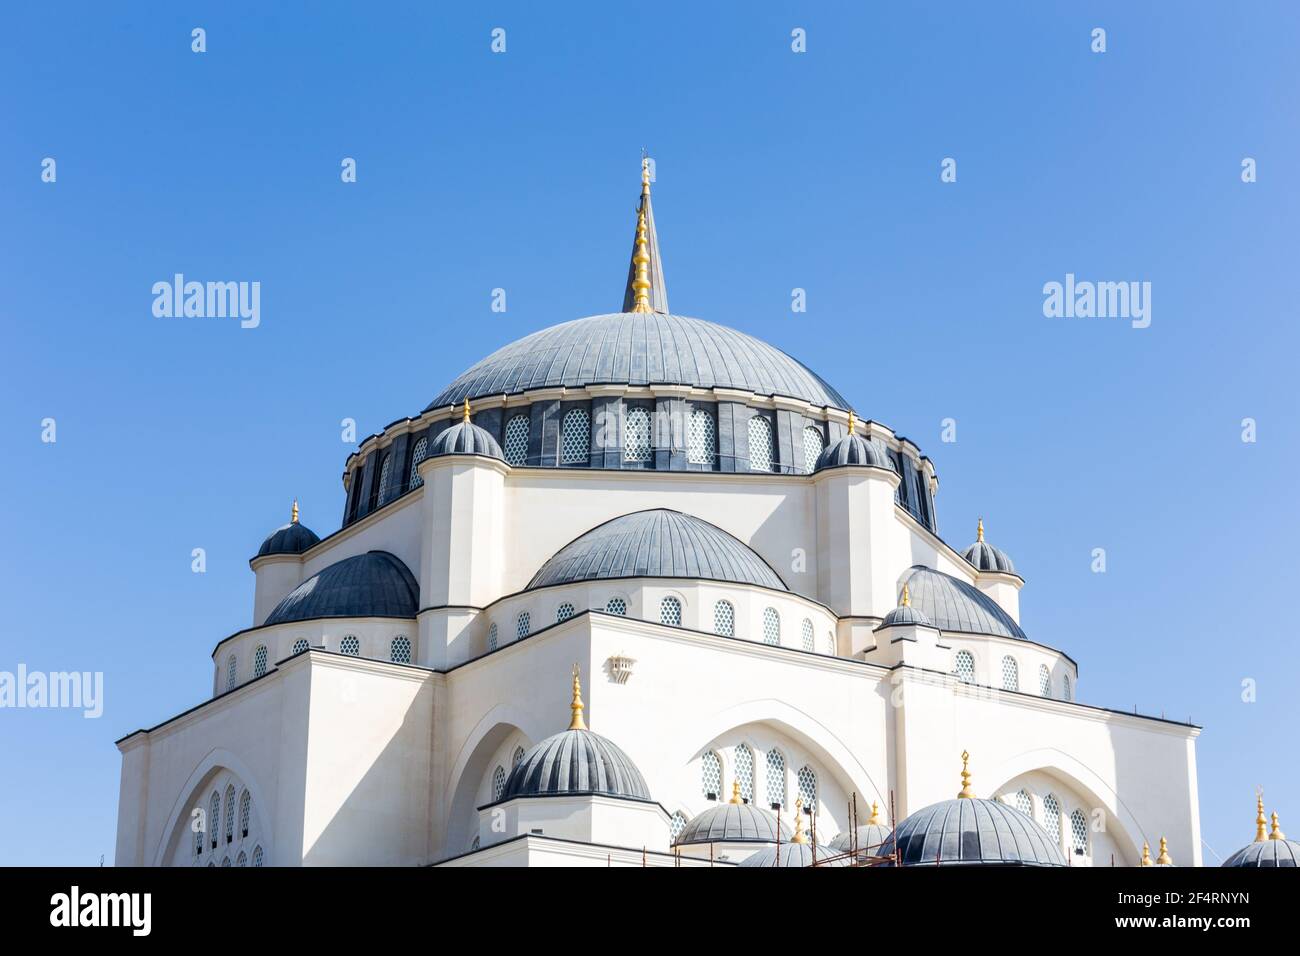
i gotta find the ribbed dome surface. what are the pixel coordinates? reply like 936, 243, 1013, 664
500, 728, 652, 802
256, 521, 320, 558
675, 802, 792, 846
901, 566, 1027, 640
425, 313, 849, 411
829, 822, 893, 856
816, 434, 893, 471
264, 551, 419, 626
881, 798, 1066, 867
429, 420, 504, 459
879, 604, 932, 628
964, 540, 1016, 574
738, 842, 850, 867
1221, 840, 1300, 867
527, 509, 787, 592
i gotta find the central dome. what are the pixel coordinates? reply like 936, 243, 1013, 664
424, 313, 849, 412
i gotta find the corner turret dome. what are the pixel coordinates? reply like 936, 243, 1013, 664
255, 501, 320, 558
878, 584, 932, 629
816, 414, 893, 471
430, 401, 504, 460
963, 518, 1016, 574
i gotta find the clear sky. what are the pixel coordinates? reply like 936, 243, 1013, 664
1, 2, 1296, 866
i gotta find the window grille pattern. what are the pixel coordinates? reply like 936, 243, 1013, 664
713, 600, 734, 637
376, 454, 392, 505
670, 812, 688, 840
660, 596, 682, 626
802, 425, 824, 474
390, 635, 411, 664
1015, 790, 1033, 818
688, 409, 716, 465
209, 793, 220, 848
492, 765, 506, 801
291, 638, 309, 655
762, 607, 780, 645
503, 414, 530, 465
252, 645, 267, 678
766, 750, 786, 807
1038, 664, 1051, 696
236, 851, 247, 867
605, 597, 627, 615
800, 619, 814, 652
701, 751, 722, 799
1063, 674, 1072, 701
561, 408, 590, 463
1001, 655, 1019, 691
556, 602, 575, 622
252, 846, 264, 867
487, 623, 498, 651
954, 650, 975, 683
239, 790, 251, 838
1070, 809, 1089, 852
516, 612, 530, 640
224, 785, 235, 843
735, 744, 754, 801
226, 655, 237, 691
409, 436, 428, 489
797, 766, 818, 809
340, 635, 360, 656
624, 407, 652, 462
1043, 794, 1061, 843
748, 416, 774, 471
512, 746, 525, 768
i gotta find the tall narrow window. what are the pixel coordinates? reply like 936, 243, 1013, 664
515, 612, 530, 640
1043, 794, 1061, 843
762, 607, 780, 645
954, 650, 975, 683
291, 638, 309, 655
560, 408, 590, 464
797, 766, 818, 809
239, 790, 251, 838
408, 436, 429, 489
660, 596, 682, 626
701, 751, 722, 800
375, 453, 392, 507
252, 846, 264, 867
802, 425, 824, 474
1063, 674, 1072, 701
766, 749, 787, 808
492, 765, 506, 801
670, 812, 688, 841
713, 600, 734, 637
226, 655, 237, 691
236, 851, 247, 867
511, 746, 526, 768
800, 619, 814, 652
687, 408, 717, 465
748, 416, 774, 472
825, 632, 836, 656
1038, 664, 1051, 697
339, 635, 360, 656
605, 597, 627, 615
624, 407, 652, 462
1070, 809, 1089, 853
503, 414, 530, 465
556, 602, 575, 622
390, 635, 411, 664
487, 623, 499, 651
224, 785, 235, 844
252, 645, 267, 679
1015, 790, 1033, 818
735, 744, 754, 802
1001, 656, 1019, 691
221, 857, 231, 867
209, 793, 220, 849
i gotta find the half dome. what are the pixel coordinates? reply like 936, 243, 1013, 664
881, 798, 1066, 867
264, 551, 419, 626
901, 566, 1027, 640
527, 509, 787, 592
424, 313, 849, 412
501, 727, 652, 803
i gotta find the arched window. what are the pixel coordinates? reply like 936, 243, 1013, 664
221, 856, 231, 867
390, 635, 411, 664
1038, 664, 1051, 696
1001, 656, 1019, 691
225, 654, 237, 691
797, 766, 818, 809
503, 414, 530, 465
748, 416, 774, 472
236, 851, 247, 867
339, 635, 360, 656
556, 602, 575, 622
660, 596, 682, 626
762, 607, 780, 645
194, 818, 203, 855
408, 436, 429, 489
670, 812, 688, 841
207, 861, 215, 868
688, 409, 717, 465
713, 600, 734, 637
223, 784, 235, 844
511, 745, 526, 768
701, 751, 722, 800
376, 453, 392, 506
515, 612, 530, 640
1070, 808, 1089, 853
766, 749, 786, 808
1063, 673, 1072, 701
239, 790, 251, 838
492, 765, 507, 801
209, 792, 220, 849
624, 407, 652, 462
802, 425, 824, 474
1015, 790, 1033, 818
1043, 794, 1061, 843
954, 650, 975, 683
825, 632, 836, 655
735, 744, 754, 802
605, 597, 627, 615
800, 619, 814, 652
291, 638, 309, 655
487, 623, 499, 651
560, 408, 590, 464
252, 846, 264, 867
252, 645, 268, 679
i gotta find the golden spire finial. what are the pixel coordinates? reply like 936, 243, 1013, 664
1270, 811, 1286, 841
868, 801, 881, 825
1255, 791, 1268, 842
291, 499, 299, 524
462, 396, 471, 425
957, 750, 974, 798
847, 411, 856, 436
1139, 841, 1152, 866
567, 663, 587, 731
901, 584, 910, 608
630, 205, 652, 313
641, 152, 651, 194
730, 781, 743, 805
791, 798, 808, 843
977, 517, 984, 542
1156, 836, 1172, 865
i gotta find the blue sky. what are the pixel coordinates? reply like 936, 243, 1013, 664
1, 2, 1296, 865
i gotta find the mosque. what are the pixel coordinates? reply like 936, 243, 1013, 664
112, 161, 1291, 868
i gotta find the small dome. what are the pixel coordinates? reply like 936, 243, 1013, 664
962, 519, 1016, 574
880, 605, 931, 628
527, 509, 787, 592
430, 417, 504, 460
264, 551, 418, 626
901, 566, 1027, 640
675, 796, 792, 846
1222, 839, 1299, 867
738, 841, 850, 867
256, 521, 320, 558
501, 727, 652, 803
882, 797, 1066, 867
815, 430, 893, 472
829, 822, 893, 857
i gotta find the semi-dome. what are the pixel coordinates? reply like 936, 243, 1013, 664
527, 508, 787, 592
264, 551, 419, 626
430, 405, 504, 460
901, 566, 1027, 640
256, 503, 319, 558
424, 312, 850, 412
675, 785, 792, 846
500, 669, 652, 803
963, 519, 1016, 574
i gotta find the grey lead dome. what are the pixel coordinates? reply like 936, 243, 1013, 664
815, 433, 893, 471
901, 566, 1027, 640
264, 551, 419, 626
500, 727, 653, 803
429, 418, 504, 459
674, 801, 792, 846
881, 797, 1066, 867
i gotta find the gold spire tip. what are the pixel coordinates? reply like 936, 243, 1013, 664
1270, 811, 1286, 841
1156, 836, 1172, 866
847, 411, 856, 436
730, 781, 742, 805
977, 517, 984, 542
641, 153, 651, 193
291, 499, 299, 524
868, 801, 881, 825
901, 584, 910, 608
462, 396, 471, 425
957, 750, 974, 798
1256, 792, 1268, 842
1140, 841, 1152, 866
567, 663, 587, 731
791, 798, 808, 843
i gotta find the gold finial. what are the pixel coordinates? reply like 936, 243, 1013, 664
977, 517, 984, 542
1270, 811, 1286, 841
462, 396, 471, 425
630, 204, 652, 313
901, 584, 911, 608
957, 750, 974, 798
291, 499, 299, 524
730, 781, 743, 805
567, 663, 587, 731
641, 153, 651, 194
1139, 841, 1152, 866
1255, 791, 1268, 842
1156, 836, 1172, 865
868, 801, 881, 825
791, 798, 808, 843
847, 411, 856, 436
